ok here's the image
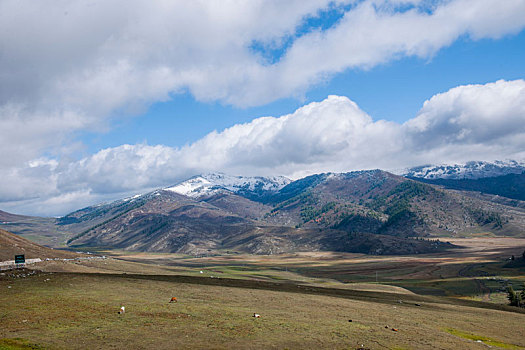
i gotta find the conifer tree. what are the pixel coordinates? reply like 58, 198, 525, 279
507, 286, 518, 306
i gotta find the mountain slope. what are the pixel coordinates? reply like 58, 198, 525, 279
66, 182, 453, 255
4, 167, 524, 256
67, 190, 241, 252
67, 190, 300, 255
0, 210, 33, 222
0, 211, 68, 247
0, 229, 79, 261
409, 172, 525, 202
237, 170, 525, 237
65, 169, 525, 255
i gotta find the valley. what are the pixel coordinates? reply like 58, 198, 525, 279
70, 237, 525, 303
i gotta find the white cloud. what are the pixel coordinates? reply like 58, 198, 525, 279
177, 95, 404, 175
270, 0, 525, 103
0, 0, 336, 168
405, 80, 525, 143
2, 80, 524, 216
1, 0, 525, 172
57, 144, 180, 194
402, 79, 525, 165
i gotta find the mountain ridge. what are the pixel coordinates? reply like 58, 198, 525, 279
164, 173, 291, 201
403, 160, 525, 180
64, 169, 524, 255
2, 165, 524, 256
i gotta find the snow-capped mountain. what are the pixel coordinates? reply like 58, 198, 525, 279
403, 160, 525, 180
164, 173, 291, 198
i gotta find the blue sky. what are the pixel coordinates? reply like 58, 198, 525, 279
1, 0, 525, 215
82, 28, 525, 154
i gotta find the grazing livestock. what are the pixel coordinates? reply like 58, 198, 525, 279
253, 313, 261, 318
169, 297, 178, 303
118, 306, 125, 314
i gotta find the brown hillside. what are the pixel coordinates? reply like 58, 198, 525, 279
0, 229, 79, 261
0, 210, 31, 222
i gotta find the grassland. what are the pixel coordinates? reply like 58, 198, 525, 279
1, 237, 525, 349
1, 269, 525, 350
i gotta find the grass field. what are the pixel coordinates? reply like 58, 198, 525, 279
1, 269, 525, 350
1, 237, 525, 349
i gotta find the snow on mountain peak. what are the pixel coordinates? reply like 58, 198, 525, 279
402, 160, 525, 180
164, 173, 291, 198
165, 176, 213, 197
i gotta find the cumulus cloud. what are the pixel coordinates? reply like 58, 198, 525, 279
2, 0, 525, 171
2, 80, 525, 216
405, 80, 525, 144
177, 96, 404, 175
0, 0, 335, 168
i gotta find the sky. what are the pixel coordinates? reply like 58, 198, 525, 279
1, 0, 525, 216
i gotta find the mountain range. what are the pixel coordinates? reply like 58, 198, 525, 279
1, 161, 524, 256
404, 160, 525, 202
402, 160, 525, 180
